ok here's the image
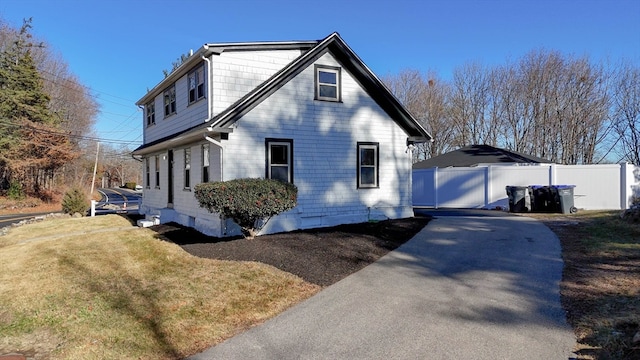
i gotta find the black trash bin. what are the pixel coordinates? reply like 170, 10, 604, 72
505, 186, 531, 213
551, 185, 577, 214
530, 185, 554, 212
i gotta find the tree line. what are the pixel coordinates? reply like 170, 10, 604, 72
382, 50, 639, 165
0, 18, 140, 201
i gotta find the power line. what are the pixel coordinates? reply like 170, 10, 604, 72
38, 68, 138, 108
0, 118, 142, 146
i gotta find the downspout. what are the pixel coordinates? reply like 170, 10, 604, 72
202, 49, 212, 121
204, 135, 224, 181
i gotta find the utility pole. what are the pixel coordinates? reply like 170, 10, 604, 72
90, 142, 99, 196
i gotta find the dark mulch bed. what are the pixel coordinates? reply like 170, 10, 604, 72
152, 216, 431, 286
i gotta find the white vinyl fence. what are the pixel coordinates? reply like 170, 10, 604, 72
413, 163, 640, 210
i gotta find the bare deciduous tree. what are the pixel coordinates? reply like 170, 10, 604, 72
382, 69, 453, 162
612, 61, 640, 164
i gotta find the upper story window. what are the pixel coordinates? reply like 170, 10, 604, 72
315, 65, 341, 102
164, 85, 176, 117
188, 64, 206, 104
145, 102, 155, 126
357, 142, 379, 188
266, 138, 293, 183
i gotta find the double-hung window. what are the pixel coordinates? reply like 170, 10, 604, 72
146, 102, 155, 126
315, 65, 341, 102
202, 144, 210, 183
266, 139, 293, 183
164, 85, 176, 117
357, 142, 379, 188
184, 148, 191, 190
154, 155, 160, 188
145, 158, 150, 188
188, 64, 205, 104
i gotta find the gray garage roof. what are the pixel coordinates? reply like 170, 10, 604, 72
413, 144, 553, 169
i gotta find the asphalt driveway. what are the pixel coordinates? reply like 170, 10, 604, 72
189, 212, 576, 359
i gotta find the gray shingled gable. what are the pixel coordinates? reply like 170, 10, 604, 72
412, 144, 553, 169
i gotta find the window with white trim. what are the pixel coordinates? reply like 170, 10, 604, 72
184, 148, 191, 189
315, 65, 341, 102
266, 139, 293, 183
145, 158, 150, 188
357, 142, 379, 188
164, 85, 176, 117
154, 155, 160, 188
188, 64, 205, 104
202, 144, 210, 183
146, 102, 155, 126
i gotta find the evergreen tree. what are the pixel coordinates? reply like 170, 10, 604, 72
0, 18, 63, 194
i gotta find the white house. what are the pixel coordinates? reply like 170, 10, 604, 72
132, 32, 432, 237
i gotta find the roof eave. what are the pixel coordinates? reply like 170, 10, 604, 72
136, 41, 319, 107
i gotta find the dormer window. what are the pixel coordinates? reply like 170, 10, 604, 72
164, 85, 176, 117
315, 65, 341, 102
188, 64, 205, 104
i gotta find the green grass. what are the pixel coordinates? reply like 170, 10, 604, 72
0, 215, 320, 359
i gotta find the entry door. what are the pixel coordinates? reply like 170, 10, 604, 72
167, 149, 174, 206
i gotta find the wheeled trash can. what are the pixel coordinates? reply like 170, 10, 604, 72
530, 185, 554, 212
551, 185, 577, 214
505, 186, 531, 213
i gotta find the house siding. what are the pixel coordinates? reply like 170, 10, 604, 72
221, 53, 413, 235
144, 77, 209, 145
137, 44, 418, 238
211, 49, 304, 114
143, 50, 303, 145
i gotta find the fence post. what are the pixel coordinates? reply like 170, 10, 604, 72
434, 167, 439, 209
484, 166, 491, 208
548, 164, 556, 185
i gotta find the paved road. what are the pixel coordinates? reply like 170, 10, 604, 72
0, 212, 53, 228
189, 213, 576, 360
95, 187, 141, 214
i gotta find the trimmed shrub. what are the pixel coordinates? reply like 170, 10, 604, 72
61, 187, 89, 216
194, 178, 297, 238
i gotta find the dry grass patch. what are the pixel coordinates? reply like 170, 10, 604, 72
526, 211, 640, 359
0, 215, 320, 359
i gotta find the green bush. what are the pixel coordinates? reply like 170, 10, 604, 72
194, 178, 297, 238
61, 187, 89, 215
7, 181, 25, 200
122, 182, 137, 190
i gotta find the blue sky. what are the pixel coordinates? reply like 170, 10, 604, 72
0, 0, 638, 149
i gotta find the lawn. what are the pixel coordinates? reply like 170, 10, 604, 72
0, 215, 319, 359
1, 210, 637, 359
527, 210, 640, 360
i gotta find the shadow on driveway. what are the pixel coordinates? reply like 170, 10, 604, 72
190, 213, 576, 359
